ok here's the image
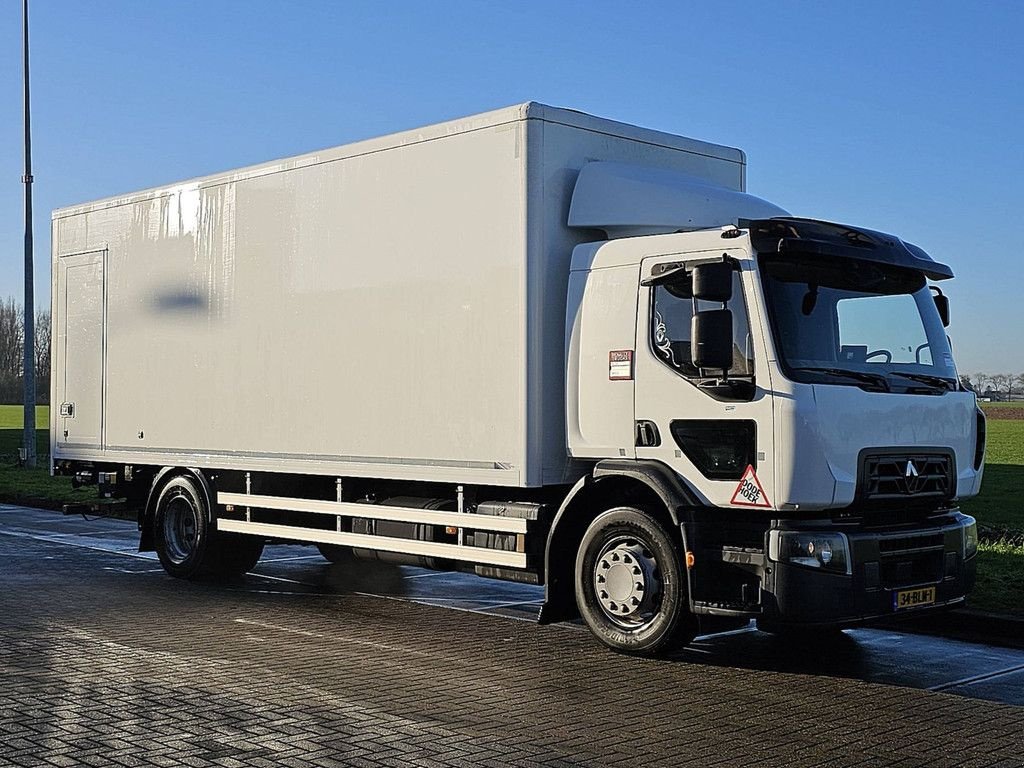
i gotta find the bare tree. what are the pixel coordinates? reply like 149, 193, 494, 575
34, 308, 50, 403
973, 373, 991, 396
0, 298, 23, 402
1016, 373, 1024, 401
0, 298, 22, 377
990, 373, 1010, 400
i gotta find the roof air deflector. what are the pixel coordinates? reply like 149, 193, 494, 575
569, 161, 789, 238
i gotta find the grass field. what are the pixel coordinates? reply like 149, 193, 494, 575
960, 419, 1024, 533
1, 403, 1021, 615
964, 403, 1024, 615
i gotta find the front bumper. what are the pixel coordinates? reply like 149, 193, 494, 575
760, 512, 976, 626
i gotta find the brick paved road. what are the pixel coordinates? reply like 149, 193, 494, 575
1, 508, 1022, 767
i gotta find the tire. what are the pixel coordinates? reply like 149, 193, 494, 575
153, 475, 218, 579
575, 507, 696, 655
153, 474, 263, 579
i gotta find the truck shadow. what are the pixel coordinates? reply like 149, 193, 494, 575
674, 627, 872, 679
320, 558, 409, 595
671, 619, 1024, 697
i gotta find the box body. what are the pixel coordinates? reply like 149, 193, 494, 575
51, 103, 744, 487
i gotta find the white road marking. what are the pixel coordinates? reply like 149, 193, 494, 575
410, 597, 542, 611
355, 591, 561, 627
481, 598, 544, 610
231, 616, 517, 678
402, 571, 452, 579
247, 571, 320, 587
233, 617, 325, 639
928, 663, 1024, 691
400, 595, 540, 606
0, 528, 157, 560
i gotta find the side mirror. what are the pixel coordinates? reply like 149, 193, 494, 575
691, 309, 734, 370
932, 291, 950, 328
692, 262, 733, 302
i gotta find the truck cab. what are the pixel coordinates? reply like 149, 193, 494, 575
561, 183, 981, 647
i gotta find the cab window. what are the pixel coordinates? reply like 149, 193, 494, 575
651, 270, 753, 377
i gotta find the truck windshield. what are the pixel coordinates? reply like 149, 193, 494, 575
759, 255, 958, 392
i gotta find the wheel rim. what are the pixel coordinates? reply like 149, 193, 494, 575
593, 534, 663, 629
162, 493, 199, 565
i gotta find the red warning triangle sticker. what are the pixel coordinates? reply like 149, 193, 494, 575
730, 465, 772, 508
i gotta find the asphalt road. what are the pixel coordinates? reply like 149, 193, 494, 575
1, 504, 1022, 767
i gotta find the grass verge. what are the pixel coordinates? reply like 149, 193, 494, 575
970, 539, 1024, 615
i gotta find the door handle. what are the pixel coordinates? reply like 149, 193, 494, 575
635, 420, 661, 448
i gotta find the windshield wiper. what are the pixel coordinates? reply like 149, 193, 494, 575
888, 371, 956, 391
792, 367, 890, 391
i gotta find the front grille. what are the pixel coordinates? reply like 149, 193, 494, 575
877, 530, 948, 588
861, 453, 954, 502
878, 532, 944, 554
880, 550, 944, 588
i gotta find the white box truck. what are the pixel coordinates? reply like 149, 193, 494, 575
52, 103, 982, 653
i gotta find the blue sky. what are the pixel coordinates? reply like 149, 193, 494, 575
1, 0, 1021, 374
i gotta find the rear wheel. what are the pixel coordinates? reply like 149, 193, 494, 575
153, 474, 263, 579
575, 507, 695, 655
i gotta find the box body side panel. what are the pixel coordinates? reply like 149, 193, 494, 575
53, 123, 529, 485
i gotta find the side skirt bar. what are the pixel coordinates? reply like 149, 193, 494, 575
216, 491, 528, 569
217, 519, 527, 568
217, 492, 527, 533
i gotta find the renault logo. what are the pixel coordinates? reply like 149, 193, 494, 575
902, 460, 924, 494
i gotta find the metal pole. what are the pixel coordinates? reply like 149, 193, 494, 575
22, 0, 37, 469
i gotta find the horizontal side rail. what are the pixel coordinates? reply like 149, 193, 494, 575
217, 492, 527, 534
217, 519, 528, 568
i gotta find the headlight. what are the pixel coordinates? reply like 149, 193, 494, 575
963, 518, 978, 559
768, 530, 851, 575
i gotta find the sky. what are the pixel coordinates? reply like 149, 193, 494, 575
1, 0, 1022, 375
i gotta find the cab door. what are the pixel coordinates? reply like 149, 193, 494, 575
633, 250, 776, 509
55, 250, 105, 450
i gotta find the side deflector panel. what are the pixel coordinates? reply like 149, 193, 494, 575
56, 251, 105, 450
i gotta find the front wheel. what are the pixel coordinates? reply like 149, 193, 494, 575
575, 507, 695, 655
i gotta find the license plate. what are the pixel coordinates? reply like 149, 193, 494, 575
893, 586, 936, 611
